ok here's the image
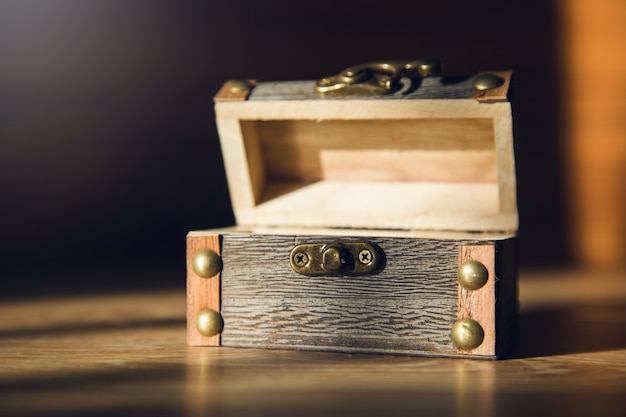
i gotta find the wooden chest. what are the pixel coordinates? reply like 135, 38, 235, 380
187, 61, 518, 359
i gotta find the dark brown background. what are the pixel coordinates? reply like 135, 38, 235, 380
1, 0, 566, 295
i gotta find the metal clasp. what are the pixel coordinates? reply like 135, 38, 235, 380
315, 58, 441, 96
290, 242, 382, 276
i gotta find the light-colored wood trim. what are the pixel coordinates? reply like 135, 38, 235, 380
473, 70, 512, 102
216, 99, 512, 120
494, 115, 518, 217
188, 226, 516, 241
187, 234, 221, 346
457, 244, 496, 356
240, 121, 266, 204
234, 181, 517, 232
215, 117, 256, 210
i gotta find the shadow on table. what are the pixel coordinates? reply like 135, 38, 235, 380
512, 302, 626, 358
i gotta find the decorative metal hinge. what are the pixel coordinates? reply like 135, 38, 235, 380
315, 58, 441, 97
290, 242, 383, 276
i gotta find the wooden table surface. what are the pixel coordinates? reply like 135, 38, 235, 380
2, 269, 626, 417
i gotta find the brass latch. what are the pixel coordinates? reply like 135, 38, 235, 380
290, 242, 382, 276
315, 58, 441, 97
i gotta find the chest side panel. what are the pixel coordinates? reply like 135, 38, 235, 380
220, 233, 480, 356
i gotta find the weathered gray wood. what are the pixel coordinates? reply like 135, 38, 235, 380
219, 232, 506, 356
249, 76, 476, 101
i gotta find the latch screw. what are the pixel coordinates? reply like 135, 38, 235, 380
293, 252, 309, 267
290, 242, 381, 275
358, 249, 373, 265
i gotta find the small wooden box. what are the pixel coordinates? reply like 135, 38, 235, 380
187, 69, 518, 359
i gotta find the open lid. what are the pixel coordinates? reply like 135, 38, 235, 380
214, 67, 516, 233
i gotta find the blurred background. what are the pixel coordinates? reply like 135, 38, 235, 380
1, 0, 624, 297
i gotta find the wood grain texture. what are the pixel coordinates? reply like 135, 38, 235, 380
214, 231, 512, 357
457, 245, 497, 356
186, 234, 221, 346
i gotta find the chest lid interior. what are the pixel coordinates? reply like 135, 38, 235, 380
214, 70, 516, 233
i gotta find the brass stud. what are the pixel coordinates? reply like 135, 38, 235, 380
412, 57, 442, 76
341, 67, 367, 81
457, 260, 489, 290
229, 79, 251, 93
196, 309, 223, 337
451, 318, 485, 350
473, 73, 504, 91
192, 249, 221, 278
318, 78, 331, 87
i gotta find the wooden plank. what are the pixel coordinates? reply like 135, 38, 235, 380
318, 150, 497, 183
186, 234, 221, 346
218, 232, 505, 357
457, 244, 497, 356
190, 226, 516, 241
237, 181, 515, 233
215, 117, 256, 211
244, 118, 497, 183
215, 98, 513, 120
251, 118, 497, 154
495, 115, 518, 216
240, 120, 266, 204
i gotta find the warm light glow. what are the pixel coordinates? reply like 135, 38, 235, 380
564, 0, 626, 266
